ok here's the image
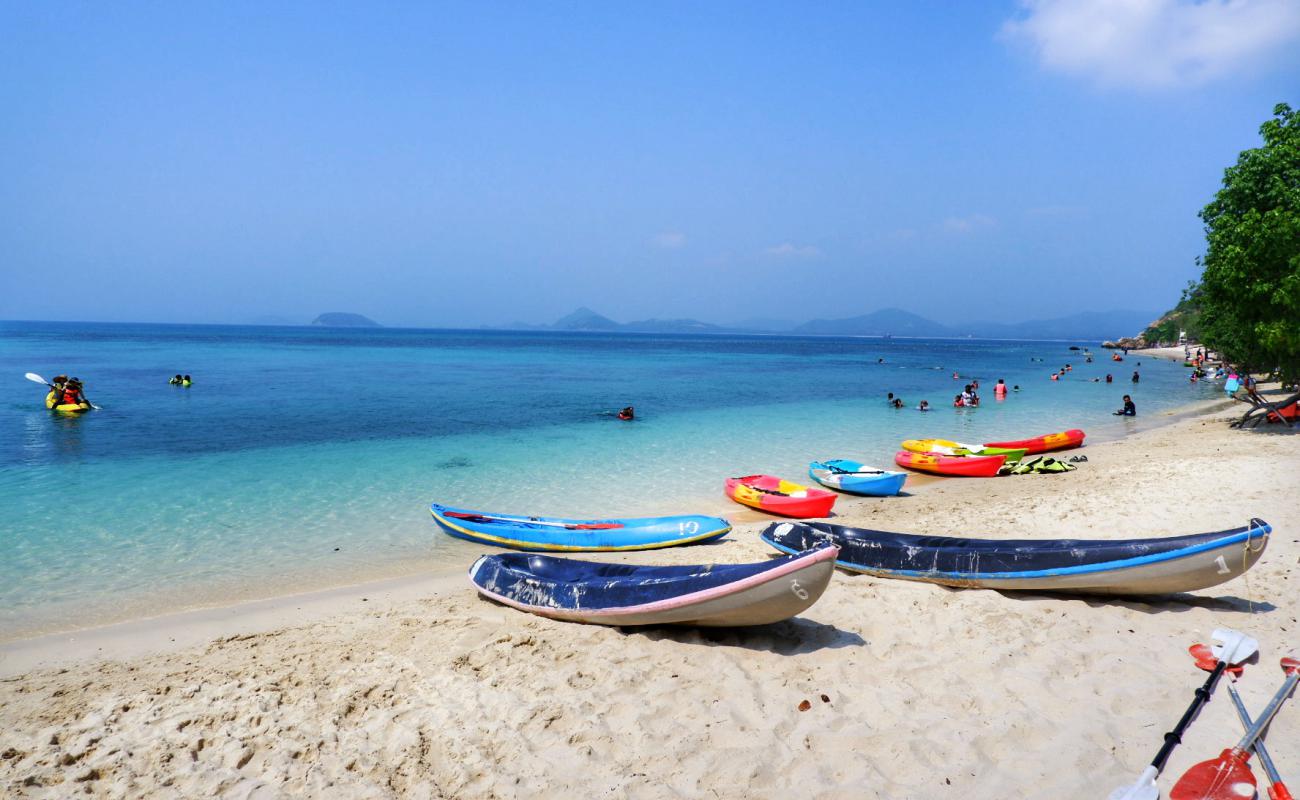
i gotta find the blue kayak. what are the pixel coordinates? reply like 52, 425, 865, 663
468, 542, 838, 626
808, 459, 908, 497
429, 503, 731, 552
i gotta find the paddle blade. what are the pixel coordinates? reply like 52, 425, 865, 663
1170, 749, 1255, 800
1110, 766, 1159, 800
1189, 644, 1244, 676
1211, 628, 1259, 667
1282, 656, 1300, 675
24, 372, 48, 385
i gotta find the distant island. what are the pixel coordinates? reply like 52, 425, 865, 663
311, 312, 381, 328
506, 306, 1160, 342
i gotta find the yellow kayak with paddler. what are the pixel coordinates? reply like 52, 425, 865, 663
45, 391, 91, 415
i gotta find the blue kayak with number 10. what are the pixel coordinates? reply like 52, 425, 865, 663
429, 502, 732, 552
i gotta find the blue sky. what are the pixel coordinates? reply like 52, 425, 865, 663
2, 1, 1298, 327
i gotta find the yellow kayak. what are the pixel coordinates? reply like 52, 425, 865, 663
901, 439, 1026, 461
45, 391, 90, 414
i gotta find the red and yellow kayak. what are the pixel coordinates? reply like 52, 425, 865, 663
725, 475, 837, 518
894, 451, 1005, 477
983, 429, 1085, 455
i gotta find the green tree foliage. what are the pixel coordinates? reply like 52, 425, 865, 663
1197, 103, 1300, 383
1142, 281, 1202, 344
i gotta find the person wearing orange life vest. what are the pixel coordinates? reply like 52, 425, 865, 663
60, 378, 89, 407
994, 379, 1007, 397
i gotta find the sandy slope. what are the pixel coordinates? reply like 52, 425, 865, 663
2, 405, 1298, 799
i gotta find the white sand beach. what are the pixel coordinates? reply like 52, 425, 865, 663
2, 399, 1298, 799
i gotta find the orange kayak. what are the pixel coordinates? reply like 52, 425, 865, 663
893, 451, 1005, 477
983, 429, 1085, 455
725, 475, 838, 518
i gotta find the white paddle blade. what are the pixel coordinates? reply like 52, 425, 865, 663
1110, 765, 1159, 800
24, 372, 49, 385
1211, 628, 1259, 666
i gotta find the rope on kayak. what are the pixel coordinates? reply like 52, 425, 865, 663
1240, 519, 1269, 614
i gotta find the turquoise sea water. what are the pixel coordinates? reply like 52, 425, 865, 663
0, 321, 1215, 638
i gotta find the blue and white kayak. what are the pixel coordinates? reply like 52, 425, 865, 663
430, 503, 731, 552
761, 518, 1270, 596
468, 542, 838, 626
808, 459, 908, 497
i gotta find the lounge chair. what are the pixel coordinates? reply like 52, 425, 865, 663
1231, 380, 1300, 429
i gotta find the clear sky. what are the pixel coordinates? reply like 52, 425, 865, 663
2, 1, 1298, 327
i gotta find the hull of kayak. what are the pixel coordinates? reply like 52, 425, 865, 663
761, 519, 1270, 596
45, 392, 90, 414
900, 439, 1025, 461
808, 460, 907, 497
984, 429, 1085, 455
429, 503, 730, 552
469, 543, 838, 626
725, 475, 838, 518
893, 450, 1005, 477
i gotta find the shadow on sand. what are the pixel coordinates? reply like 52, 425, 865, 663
986, 586, 1276, 615
627, 617, 866, 655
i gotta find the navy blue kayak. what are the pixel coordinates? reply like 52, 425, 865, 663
761, 519, 1270, 596
430, 503, 731, 551
468, 542, 839, 626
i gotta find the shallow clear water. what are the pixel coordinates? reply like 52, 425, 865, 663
0, 321, 1214, 637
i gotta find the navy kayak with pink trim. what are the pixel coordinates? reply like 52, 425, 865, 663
467, 542, 839, 626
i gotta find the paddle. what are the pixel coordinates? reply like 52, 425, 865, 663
25, 372, 101, 410
1171, 655, 1300, 800
1191, 645, 1293, 800
1111, 628, 1258, 800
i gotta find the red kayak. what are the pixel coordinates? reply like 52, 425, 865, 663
983, 429, 1085, 455
894, 451, 1005, 477
725, 475, 837, 518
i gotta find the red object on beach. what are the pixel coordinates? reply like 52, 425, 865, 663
1171, 656, 1300, 800
983, 429, 1085, 455
893, 450, 1005, 477
724, 475, 837, 518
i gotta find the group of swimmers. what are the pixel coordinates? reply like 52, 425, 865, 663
169, 374, 193, 387
887, 379, 1015, 412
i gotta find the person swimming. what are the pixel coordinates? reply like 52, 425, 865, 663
182, 374, 192, 387
918, 400, 930, 412
617, 406, 634, 420
170, 374, 183, 385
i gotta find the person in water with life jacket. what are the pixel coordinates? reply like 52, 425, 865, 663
182, 375, 192, 387
170, 374, 183, 385
59, 377, 90, 408
617, 406, 634, 421
952, 393, 964, 408
1113, 395, 1136, 417
994, 379, 1007, 398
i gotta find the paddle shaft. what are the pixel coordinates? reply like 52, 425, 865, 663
1233, 670, 1300, 757
1224, 682, 1291, 800
1152, 660, 1227, 772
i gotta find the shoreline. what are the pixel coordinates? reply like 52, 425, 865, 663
0, 392, 1239, 653
2, 398, 1297, 796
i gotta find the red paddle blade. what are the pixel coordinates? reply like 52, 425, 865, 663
1170, 748, 1256, 800
1283, 657, 1300, 675
1189, 644, 1245, 676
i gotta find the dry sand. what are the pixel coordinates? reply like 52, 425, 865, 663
2, 400, 1298, 799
